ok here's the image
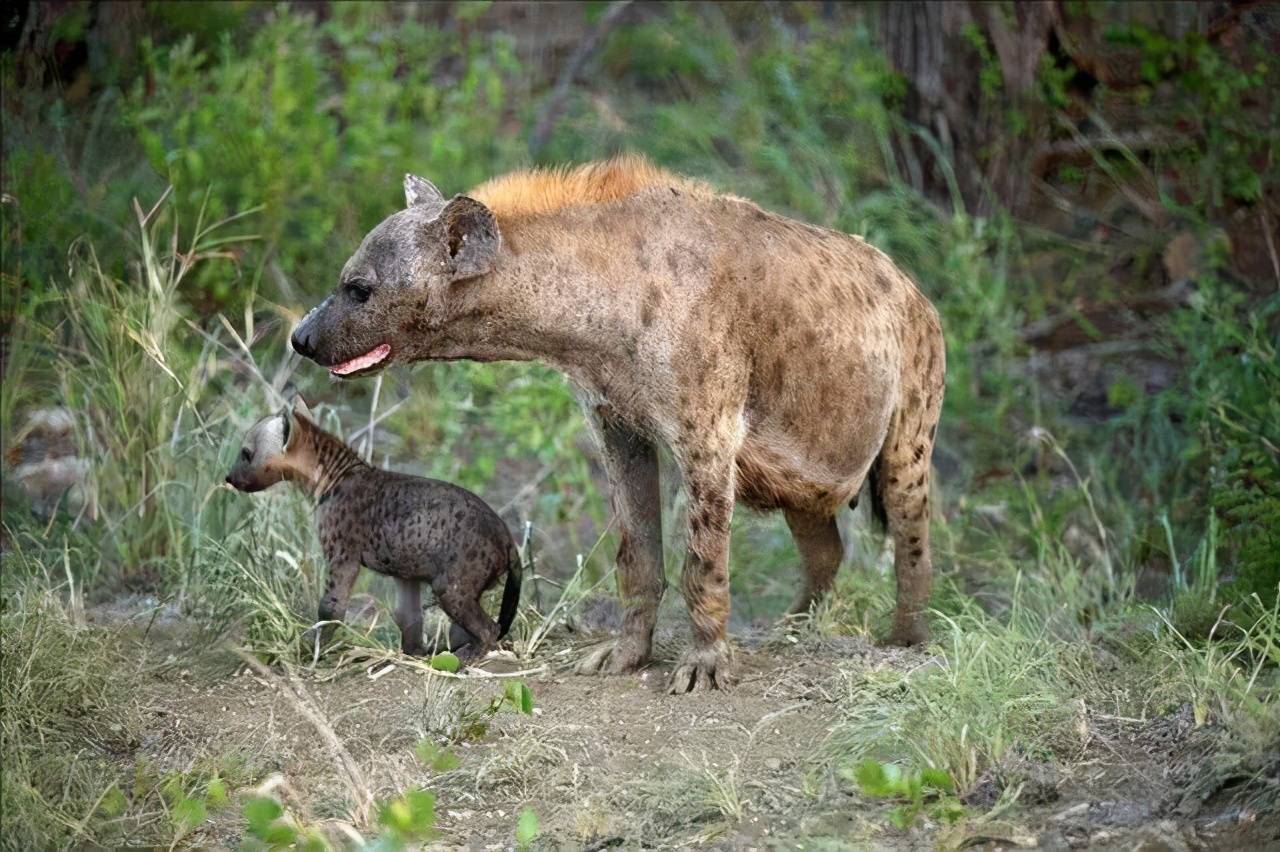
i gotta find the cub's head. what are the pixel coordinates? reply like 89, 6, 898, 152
289, 175, 502, 378
225, 398, 313, 493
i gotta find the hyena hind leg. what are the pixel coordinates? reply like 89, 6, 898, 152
394, 578, 429, 656
877, 424, 938, 647
436, 588, 499, 663
783, 508, 843, 616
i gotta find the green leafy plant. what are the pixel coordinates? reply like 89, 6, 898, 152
429, 652, 461, 673
414, 741, 461, 773
515, 808, 539, 849
845, 759, 964, 829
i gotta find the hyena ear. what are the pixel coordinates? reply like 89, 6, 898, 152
404, 173, 444, 209
440, 195, 501, 281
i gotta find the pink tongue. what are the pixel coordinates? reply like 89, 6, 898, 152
330, 343, 391, 376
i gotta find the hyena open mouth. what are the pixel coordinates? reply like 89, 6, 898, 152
329, 343, 391, 378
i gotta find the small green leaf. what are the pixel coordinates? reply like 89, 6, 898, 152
206, 776, 228, 807
852, 759, 890, 796
888, 803, 918, 829
172, 796, 207, 830
515, 808, 539, 846
430, 652, 461, 673
243, 795, 284, 832
933, 798, 967, 823
98, 785, 127, 817
415, 739, 461, 772
379, 789, 436, 839
503, 681, 534, 714
920, 767, 954, 793
262, 822, 299, 845
907, 770, 923, 802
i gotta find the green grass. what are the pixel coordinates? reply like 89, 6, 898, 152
0, 583, 133, 849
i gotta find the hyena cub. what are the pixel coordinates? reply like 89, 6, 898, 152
225, 397, 522, 661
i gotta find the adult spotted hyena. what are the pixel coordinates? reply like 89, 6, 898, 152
291, 156, 945, 693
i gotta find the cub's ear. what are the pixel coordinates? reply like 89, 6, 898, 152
292, 395, 314, 422
278, 406, 293, 450
404, 173, 444, 209
280, 396, 312, 450
440, 195, 501, 281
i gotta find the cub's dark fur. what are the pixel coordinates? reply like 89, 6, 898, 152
226, 398, 521, 660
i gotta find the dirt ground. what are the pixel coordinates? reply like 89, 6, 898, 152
90, 595, 1279, 852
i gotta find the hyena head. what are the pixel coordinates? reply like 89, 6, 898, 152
225, 398, 312, 493
290, 175, 502, 379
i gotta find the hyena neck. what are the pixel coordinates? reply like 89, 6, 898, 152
426, 218, 639, 374
286, 419, 369, 502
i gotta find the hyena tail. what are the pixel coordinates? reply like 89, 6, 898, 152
496, 541, 524, 640
854, 459, 889, 534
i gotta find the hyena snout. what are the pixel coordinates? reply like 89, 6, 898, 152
290, 324, 318, 359
225, 468, 273, 493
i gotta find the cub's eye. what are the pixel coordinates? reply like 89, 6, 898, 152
344, 281, 372, 304
240, 447, 252, 462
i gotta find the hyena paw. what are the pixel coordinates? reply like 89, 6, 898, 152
885, 616, 929, 647
574, 637, 650, 676
667, 640, 736, 694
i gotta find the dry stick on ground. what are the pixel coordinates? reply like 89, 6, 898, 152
234, 649, 375, 826
529, 0, 633, 156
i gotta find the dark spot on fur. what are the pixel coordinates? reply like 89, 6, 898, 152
913, 445, 925, 462
909, 548, 923, 560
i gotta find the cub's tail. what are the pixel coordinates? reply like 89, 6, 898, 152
496, 535, 525, 640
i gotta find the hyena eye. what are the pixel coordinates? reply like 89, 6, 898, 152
240, 447, 252, 462
344, 280, 372, 304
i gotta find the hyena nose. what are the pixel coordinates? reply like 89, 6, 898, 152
290, 326, 315, 359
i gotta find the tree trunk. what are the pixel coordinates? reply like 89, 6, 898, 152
879, 1, 1058, 216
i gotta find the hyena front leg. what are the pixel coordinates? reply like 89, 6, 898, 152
308, 558, 360, 652
668, 445, 738, 693
576, 411, 665, 676
393, 578, 428, 656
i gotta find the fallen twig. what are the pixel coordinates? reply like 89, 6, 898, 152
235, 649, 375, 826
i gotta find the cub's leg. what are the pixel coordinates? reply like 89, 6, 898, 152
575, 410, 665, 676
307, 559, 360, 652
435, 587, 499, 663
394, 578, 428, 656
783, 509, 843, 615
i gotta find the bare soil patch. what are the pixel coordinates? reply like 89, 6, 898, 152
99, 602, 1277, 850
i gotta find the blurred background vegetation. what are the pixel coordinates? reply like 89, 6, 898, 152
4, 0, 1275, 612
0, 2, 1277, 845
